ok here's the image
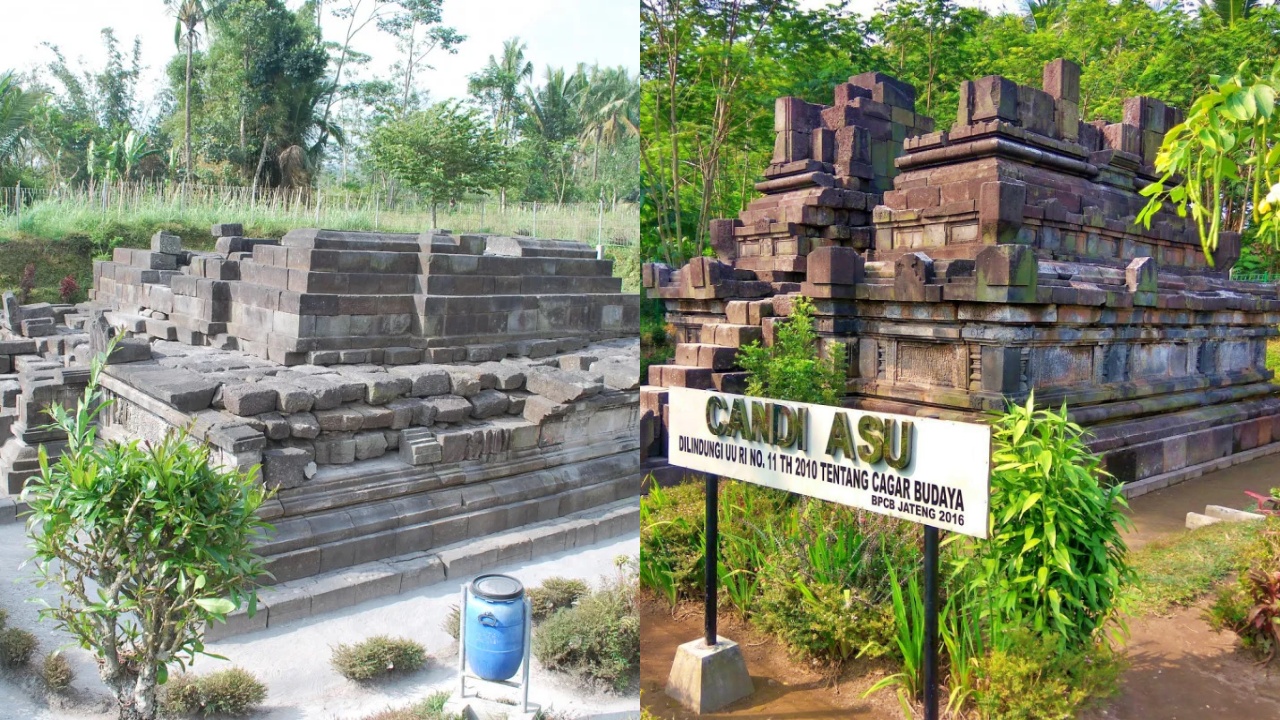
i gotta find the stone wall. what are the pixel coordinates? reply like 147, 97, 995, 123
643, 59, 1280, 495
0, 224, 641, 587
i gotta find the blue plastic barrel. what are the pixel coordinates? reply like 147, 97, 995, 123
464, 574, 526, 681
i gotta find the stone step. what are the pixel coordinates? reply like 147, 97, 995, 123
206, 497, 638, 640
262, 473, 637, 583
259, 451, 631, 555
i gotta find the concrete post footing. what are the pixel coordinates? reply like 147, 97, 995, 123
665, 635, 754, 714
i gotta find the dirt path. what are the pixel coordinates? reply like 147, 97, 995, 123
639, 597, 903, 720
1081, 600, 1280, 720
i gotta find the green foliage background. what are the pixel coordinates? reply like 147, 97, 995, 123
642, 0, 1280, 265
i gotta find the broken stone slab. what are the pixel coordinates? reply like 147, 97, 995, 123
483, 362, 526, 390
354, 431, 388, 460
387, 365, 452, 397
1185, 512, 1222, 530
421, 394, 471, 423
128, 368, 220, 412
287, 412, 320, 439
1203, 505, 1266, 523
525, 367, 603, 404
1, 292, 20, 332
593, 357, 640, 391
221, 382, 279, 417
210, 223, 244, 238
469, 389, 510, 419
105, 338, 153, 365
151, 231, 183, 255
522, 394, 569, 424
342, 371, 411, 405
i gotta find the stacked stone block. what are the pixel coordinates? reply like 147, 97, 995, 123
643, 60, 1280, 493
3, 221, 642, 594
713, 72, 935, 283
92, 227, 637, 366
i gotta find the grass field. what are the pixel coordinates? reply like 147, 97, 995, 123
0, 185, 639, 303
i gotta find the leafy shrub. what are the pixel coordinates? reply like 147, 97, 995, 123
443, 604, 461, 640
58, 274, 80, 303
533, 576, 638, 689
639, 480, 707, 606
955, 395, 1133, 651
972, 629, 1122, 720
331, 636, 427, 681
160, 667, 267, 717
1208, 516, 1280, 660
18, 262, 35, 303
23, 350, 271, 718
40, 651, 74, 691
738, 295, 846, 404
529, 577, 589, 622
755, 554, 895, 666
0, 626, 37, 668
358, 691, 461, 720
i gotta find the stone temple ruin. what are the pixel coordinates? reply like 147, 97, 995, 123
643, 60, 1280, 495
0, 225, 640, 633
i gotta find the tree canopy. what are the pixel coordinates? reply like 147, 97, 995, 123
0, 1, 639, 208
642, 0, 1280, 265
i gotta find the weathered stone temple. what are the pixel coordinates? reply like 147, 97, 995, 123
643, 60, 1280, 495
0, 226, 640, 634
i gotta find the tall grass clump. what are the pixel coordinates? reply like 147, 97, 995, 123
869, 395, 1131, 716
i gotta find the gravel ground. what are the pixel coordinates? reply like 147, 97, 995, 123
0, 518, 640, 720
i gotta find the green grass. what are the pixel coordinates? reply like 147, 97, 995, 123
1, 186, 637, 245
0, 190, 639, 302
1123, 520, 1262, 617
1268, 337, 1280, 379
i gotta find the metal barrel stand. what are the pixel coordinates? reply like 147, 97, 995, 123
457, 583, 534, 714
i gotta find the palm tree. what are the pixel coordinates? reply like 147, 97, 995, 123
490, 38, 534, 144
166, 0, 226, 179
577, 66, 638, 182
522, 65, 586, 144
1023, 0, 1066, 31
0, 71, 40, 170
1199, 0, 1261, 24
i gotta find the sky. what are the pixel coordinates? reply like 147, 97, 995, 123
0, 0, 640, 116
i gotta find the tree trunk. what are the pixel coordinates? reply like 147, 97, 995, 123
400, 21, 418, 118
431, 200, 437, 229
251, 135, 270, 200
184, 30, 194, 179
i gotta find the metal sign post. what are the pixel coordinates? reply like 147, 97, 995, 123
923, 524, 939, 720
704, 472, 718, 647
666, 387, 991, 719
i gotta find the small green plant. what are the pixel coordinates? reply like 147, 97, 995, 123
971, 629, 1123, 720
443, 604, 461, 640
358, 691, 462, 720
41, 651, 74, 691
331, 636, 427, 682
528, 577, 589, 622
863, 562, 925, 713
738, 295, 846, 405
1208, 516, 1280, 661
22, 345, 271, 720
0, 626, 37, 668
159, 667, 267, 717
533, 574, 638, 690
638, 480, 706, 607
18, 262, 35, 303
954, 394, 1134, 651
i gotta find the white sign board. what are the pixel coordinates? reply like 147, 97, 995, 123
667, 387, 991, 538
